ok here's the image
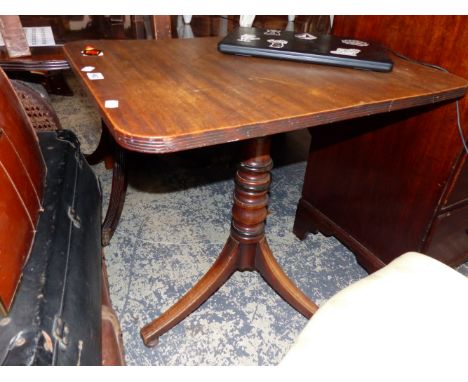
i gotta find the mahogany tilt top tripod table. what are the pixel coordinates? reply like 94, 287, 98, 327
63, 37, 467, 346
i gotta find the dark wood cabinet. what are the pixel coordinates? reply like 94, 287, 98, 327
293, 16, 468, 272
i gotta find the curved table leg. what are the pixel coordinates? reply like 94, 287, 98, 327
85, 121, 112, 167
256, 238, 318, 318
140, 237, 239, 347
141, 136, 318, 347
84, 122, 128, 246
102, 143, 127, 246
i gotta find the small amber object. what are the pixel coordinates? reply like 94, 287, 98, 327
81, 45, 103, 56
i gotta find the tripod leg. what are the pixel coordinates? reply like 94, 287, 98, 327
256, 238, 318, 318
140, 237, 240, 347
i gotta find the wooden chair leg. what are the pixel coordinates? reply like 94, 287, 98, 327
101, 253, 126, 365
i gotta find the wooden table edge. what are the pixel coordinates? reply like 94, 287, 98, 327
110, 87, 467, 154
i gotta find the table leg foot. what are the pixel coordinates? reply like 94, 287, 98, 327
293, 198, 319, 240
140, 237, 240, 347
256, 238, 318, 318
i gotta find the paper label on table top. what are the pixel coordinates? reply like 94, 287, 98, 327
81, 66, 95, 72
104, 100, 119, 108
87, 72, 104, 80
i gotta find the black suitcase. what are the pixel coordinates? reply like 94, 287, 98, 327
0, 130, 102, 366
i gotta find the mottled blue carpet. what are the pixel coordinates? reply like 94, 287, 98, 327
50, 73, 468, 366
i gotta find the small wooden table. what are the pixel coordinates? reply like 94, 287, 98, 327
0, 46, 73, 95
0, 46, 69, 71
63, 38, 467, 347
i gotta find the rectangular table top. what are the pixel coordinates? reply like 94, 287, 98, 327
64, 37, 467, 153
